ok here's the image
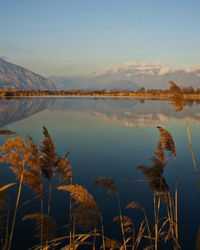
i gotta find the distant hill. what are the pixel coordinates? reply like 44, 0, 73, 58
51, 61, 200, 90
50, 75, 139, 90
0, 58, 56, 90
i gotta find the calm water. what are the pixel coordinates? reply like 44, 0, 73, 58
0, 97, 200, 249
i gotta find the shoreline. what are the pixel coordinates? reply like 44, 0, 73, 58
0, 93, 200, 100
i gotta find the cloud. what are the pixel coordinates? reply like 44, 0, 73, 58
182, 66, 200, 73
92, 60, 200, 78
92, 61, 173, 77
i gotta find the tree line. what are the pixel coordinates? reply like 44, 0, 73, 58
0, 85, 200, 97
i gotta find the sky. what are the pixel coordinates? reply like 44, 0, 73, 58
1, 0, 200, 76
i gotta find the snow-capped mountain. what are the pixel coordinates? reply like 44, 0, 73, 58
51, 61, 200, 90
90, 61, 200, 89
0, 58, 56, 90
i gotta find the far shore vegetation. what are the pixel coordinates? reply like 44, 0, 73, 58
1, 81, 200, 100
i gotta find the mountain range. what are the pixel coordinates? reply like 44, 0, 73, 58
51, 61, 200, 90
0, 58, 56, 90
1, 58, 200, 90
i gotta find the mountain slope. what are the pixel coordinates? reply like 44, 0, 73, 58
0, 58, 56, 90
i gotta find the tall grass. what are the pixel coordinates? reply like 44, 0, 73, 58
0, 121, 193, 249
169, 81, 200, 186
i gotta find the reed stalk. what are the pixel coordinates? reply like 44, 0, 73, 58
174, 189, 179, 249
93, 227, 97, 250
72, 215, 76, 242
117, 192, 127, 250
100, 214, 105, 250
184, 117, 200, 185
7, 159, 25, 250
153, 195, 158, 250
40, 194, 44, 249
47, 182, 52, 216
132, 226, 135, 250
4, 208, 10, 250
142, 208, 152, 245
69, 177, 73, 247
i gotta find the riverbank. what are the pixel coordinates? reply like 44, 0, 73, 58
1, 91, 200, 100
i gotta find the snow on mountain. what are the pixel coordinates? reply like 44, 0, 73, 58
0, 58, 56, 90
92, 61, 172, 77
90, 61, 200, 89
51, 61, 200, 90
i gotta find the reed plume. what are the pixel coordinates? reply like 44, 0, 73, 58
39, 126, 57, 180
103, 238, 122, 249
137, 135, 170, 204
113, 215, 133, 234
0, 135, 27, 154
157, 126, 176, 157
23, 213, 56, 241
93, 177, 117, 194
10, 167, 42, 195
169, 82, 200, 188
126, 201, 141, 210
58, 184, 100, 230
0, 135, 28, 250
27, 135, 41, 170
169, 81, 183, 96
55, 156, 73, 183
74, 204, 99, 230
0, 130, 16, 136
168, 81, 186, 112
58, 184, 96, 207
93, 177, 126, 249
137, 127, 179, 249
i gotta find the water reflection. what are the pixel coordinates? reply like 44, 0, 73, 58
0, 97, 200, 250
1, 97, 200, 128
0, 98, 56, 127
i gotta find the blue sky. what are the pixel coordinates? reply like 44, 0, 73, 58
0, 0, 200, 76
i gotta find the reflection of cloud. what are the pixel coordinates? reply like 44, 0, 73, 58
89, 111, 200, 128
89, 111, 169, 127
2, 98, 200, 129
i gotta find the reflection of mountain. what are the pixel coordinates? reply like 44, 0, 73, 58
1, 97, 200, 128
48, 98, 200, 127
0, 98, 56, 127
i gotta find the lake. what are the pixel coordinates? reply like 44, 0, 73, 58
0, 97, 199, 250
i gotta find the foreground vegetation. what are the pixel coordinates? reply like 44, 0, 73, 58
0, 82, 199, 249
0, 126, 181, 250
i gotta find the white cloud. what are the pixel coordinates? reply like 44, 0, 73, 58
93, 61, 173, 77
92, 60, 200, 78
